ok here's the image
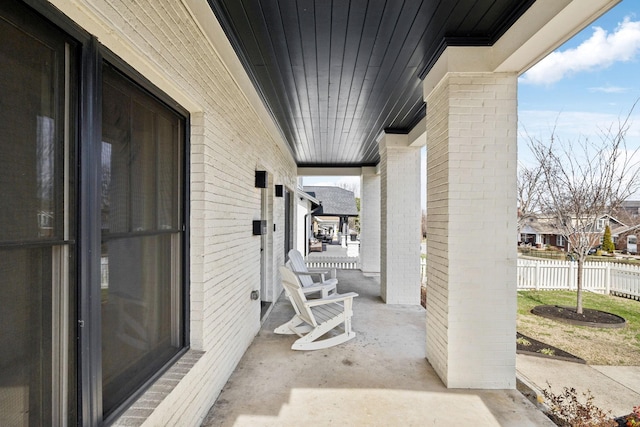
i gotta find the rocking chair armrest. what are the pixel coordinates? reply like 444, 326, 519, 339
289, 270, 316, 276
301, 282, 334, 293
306, 292, 358, 307
306, 268, 330, 274
307, 268, 336, 280
290, 270, 327, 281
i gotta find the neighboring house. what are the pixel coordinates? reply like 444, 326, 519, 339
303, 186, 359, 242
614, 223, 640, 254
619, 200, 640, 221
295, 187, 320, 254
610, 201, 640, 253
519, 213, 626, 252
572, 214, 627, 251
519, 214, 567, 250
595, 215, 627, 240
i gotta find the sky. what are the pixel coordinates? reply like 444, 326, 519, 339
303, 1, 640, 204
518, 0, 640, 165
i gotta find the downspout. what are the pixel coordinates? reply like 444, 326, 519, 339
304, 213, 309, 255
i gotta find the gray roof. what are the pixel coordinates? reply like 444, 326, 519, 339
621, 200, 640, 210
519, 215, 560, 235
520, 213, 627, 236
303, 186, 358, 217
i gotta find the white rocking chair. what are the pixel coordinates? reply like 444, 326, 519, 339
276, 266, 358, 350
287, 249, 337, 298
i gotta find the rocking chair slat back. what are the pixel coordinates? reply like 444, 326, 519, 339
280, 267, 316, 326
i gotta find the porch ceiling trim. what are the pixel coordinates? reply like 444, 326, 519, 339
182, 0, 295, 160
423, 0, 622, 96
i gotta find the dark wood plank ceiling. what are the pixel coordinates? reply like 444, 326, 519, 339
209, 0, 534, 167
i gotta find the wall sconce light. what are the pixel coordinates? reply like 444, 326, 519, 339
255, 170, 267, 188
253, 220, 267, 235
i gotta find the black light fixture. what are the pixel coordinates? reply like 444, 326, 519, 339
253, 220, 266, 235
255, 170, 267, 188
275, 184, 283, 197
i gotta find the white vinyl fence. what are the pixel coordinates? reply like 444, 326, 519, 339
517, 258, 640, 300
419, 258, 640, 300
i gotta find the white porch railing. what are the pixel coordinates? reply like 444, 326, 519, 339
419, 258, 640, 300
305, 257, 360, 270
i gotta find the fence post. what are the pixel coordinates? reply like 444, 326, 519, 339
605, 262, 611, 295
535, 262, 540, 290
568, 260, 574, 290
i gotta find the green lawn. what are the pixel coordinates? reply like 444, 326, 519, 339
517, 290, 640, 365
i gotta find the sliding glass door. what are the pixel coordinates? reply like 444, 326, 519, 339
100, 64, 185, 418
0, 3, 77, 425
0, 1, 188, 424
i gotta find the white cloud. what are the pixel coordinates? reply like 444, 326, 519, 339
520, 17, 640, 86
588, 85, 629, 93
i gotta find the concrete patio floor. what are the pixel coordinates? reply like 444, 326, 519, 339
201, 270, 553, 427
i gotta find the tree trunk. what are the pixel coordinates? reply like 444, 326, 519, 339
576, 256, 584, 314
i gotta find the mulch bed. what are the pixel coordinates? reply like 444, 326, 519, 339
517, 332, 585, 363
531, 305, 626, 328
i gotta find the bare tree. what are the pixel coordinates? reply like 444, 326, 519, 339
336, 181, 360, 197
526, 103, 640, 313
349, 197, 360, 233
517, 162, 544, 217
517, 162, 544, 244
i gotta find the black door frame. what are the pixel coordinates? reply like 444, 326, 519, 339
8, 1, 192, 425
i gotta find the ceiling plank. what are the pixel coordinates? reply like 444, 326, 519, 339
210, 0, 535, 166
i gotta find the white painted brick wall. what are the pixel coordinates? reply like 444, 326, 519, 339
50, 0, 297, 424
380, 134, 422, 304
425, 77, 450, 382
360, 168, 380, 274
425, 72, 517, 389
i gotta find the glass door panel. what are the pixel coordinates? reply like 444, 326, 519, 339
101, 64, 184, 418
0, 248, 52, 425
0, 2, 77, 424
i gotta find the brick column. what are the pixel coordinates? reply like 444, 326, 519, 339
425, 72, 518, 388
360, 167, 380, 275
379, 133, 421, 304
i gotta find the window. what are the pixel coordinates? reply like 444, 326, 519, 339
100, 64, 185, 418
0, 2, 187, 423
557, 235, 564, 246
0, 3, 77, 424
